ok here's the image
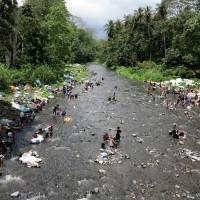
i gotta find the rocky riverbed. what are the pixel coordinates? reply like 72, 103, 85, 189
0, 63, 200, 200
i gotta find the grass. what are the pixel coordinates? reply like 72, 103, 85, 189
116, 66, 175, 82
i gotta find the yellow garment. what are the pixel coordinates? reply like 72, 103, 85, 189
64, 117, 72, 122
10, 85, 16, 91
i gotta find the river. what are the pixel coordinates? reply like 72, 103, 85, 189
0, 63, 200, 200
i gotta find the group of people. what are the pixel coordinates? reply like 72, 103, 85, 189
31, 125, 53, 144
0, 84, 54, 169
169, 123, 186, 139
102, 126, 122, 149
144, 81, 195, 142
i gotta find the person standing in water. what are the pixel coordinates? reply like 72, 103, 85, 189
115, 126, 121, 143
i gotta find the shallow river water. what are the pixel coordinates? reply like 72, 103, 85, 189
0, 64, 200, 200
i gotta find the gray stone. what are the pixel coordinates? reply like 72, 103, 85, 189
99, 169, 106, 175
132, 134, 137, 137
179, 141, 184, 145
94, 187, 99, 193
175, 185, 180, 189
141, 189, 145, 194
10, 191, 20, 197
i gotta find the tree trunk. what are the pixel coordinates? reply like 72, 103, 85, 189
148, 24, 152, 61
5, 2, 18, 67
12, 2, 18, 67
163, 32, 166, 57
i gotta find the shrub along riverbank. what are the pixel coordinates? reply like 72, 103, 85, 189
0, 63, 90, 94
113, 61, 200, 86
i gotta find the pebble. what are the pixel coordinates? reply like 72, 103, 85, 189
10, 191, 20, 197
125, 154, 130, 159
176, 194, 181, 198
175, 185, 180, 189
182, 193, 187, 197
132, 180, 137, 185
93, 187, 99, 193
175, 174, 179, 177
132, 134, 137, 137
179, 141, 184, 145
141, 189, 145, 194
99, 169, 106, 175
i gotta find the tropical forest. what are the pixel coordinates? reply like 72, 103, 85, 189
1, 0, 200, 91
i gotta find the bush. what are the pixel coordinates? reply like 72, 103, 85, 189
0, 64, 11, 90
31, 65, 57, 84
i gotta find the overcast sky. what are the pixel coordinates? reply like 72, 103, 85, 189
18, 0, 161, 39
66, 0, 161, 39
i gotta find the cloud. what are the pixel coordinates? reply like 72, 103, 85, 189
66, 0, 161, 39
17, 0, 161, 39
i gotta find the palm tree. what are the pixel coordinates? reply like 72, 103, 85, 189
104, 20, 115, 39
144, 6, 152, 60
156, 0, 168, 57
115, 19, 122, 34
134, 7, 144, 29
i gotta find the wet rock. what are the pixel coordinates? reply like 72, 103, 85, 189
132, 134, 137, 137
175, 185, 180, 189
141, 164, 147, 168
125, 154, 130, 159
196, 193, 200, 198
176, 194, 181, 198
136, 137, 144, 143
133, 180, 137, 185
99, 169, 106, 175
93, 187, 99, 193
187, 194, 195, 199
10, 191, 20, 197
141, 189, 145, 194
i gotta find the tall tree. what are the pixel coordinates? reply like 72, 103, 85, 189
144, 6, 152, 60
156, 0, 168, 57
0, 0, 18, 67
104, 20, 115, 39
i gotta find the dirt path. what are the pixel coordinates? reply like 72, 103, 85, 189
0, 63, 200, 200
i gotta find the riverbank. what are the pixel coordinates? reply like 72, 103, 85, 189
0, 63, 200, 200
115, 63, 200, 88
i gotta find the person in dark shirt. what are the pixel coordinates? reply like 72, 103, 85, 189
115, 126, 121, 143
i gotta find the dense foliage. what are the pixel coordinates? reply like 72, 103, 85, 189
1, 0, 200, 90
0, 0, 95, 88
96, 0, 200, 79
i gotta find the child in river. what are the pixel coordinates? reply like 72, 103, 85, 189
115, 126, 121, 143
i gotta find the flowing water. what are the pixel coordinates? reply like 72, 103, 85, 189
0, 64, 200, 200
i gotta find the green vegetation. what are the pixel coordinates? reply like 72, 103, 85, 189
64, 64, 90, 82
0, 0, 95, 92
1, 0, 200, 91
116, 62, 174, 82
96, 0, 200, 81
